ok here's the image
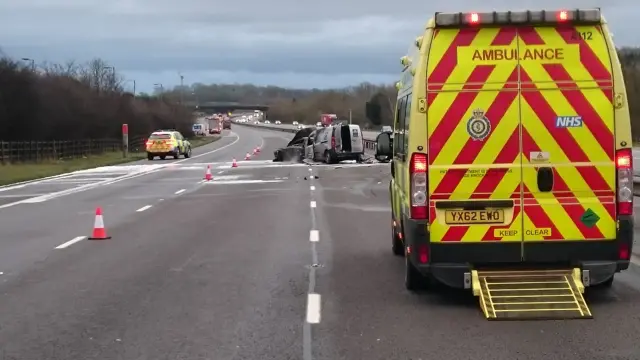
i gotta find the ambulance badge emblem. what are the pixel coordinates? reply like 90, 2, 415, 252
467, 108, 491, 141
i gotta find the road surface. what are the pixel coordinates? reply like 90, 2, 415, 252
1, 125, 640, 360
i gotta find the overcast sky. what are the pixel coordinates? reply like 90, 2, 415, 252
0, 1, 638, 93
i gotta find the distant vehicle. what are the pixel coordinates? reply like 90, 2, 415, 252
292, 121, 299, 126
209, 121, 222, 134
316, 122, 322, 127
222, 118, 231, 129
145, 131, 192, 160
381, 126, 393, 134
265, 120, 271, 124
275, 120, 281, 125
320, 114, 338, 127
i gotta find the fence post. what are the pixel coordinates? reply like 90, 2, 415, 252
122, 124, 129, 158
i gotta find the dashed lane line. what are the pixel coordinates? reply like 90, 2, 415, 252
55, 236, 86, 249
304, 164, 321, 360
175, 189, 186, 194
306, 293, 322, 324
136, 205, 152, 212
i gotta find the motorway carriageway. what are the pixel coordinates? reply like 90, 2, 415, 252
0, 125, 640, 359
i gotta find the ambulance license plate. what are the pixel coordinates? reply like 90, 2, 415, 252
445, 209, 504, 225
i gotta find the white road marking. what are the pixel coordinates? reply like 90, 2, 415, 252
310, 201, 317, 208
55, 236, 86, 249
202, 180, 283, 185
310, 186, 315, 191
0, 132, 242, 210
309, 230, 319, 242
306, 293, 321, 324
136, 205, 152, 212
308, 168, 312, 172
217, 171, 225, 174
0, 194, 48, 198
175, 189, 186, 194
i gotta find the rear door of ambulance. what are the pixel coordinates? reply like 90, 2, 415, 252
517, 24, 616, 261
427, 26, 523, 263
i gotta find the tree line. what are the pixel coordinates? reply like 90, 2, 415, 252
2, 46, 640, 141
0, 55, 194, 142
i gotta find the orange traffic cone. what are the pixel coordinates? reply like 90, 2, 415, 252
245, 152, 251, 160
253, 147, 258, 154
89, 207, 111, 240
204, 165, 213, 181
232, 158, 238, 167
255, 146, 261, 153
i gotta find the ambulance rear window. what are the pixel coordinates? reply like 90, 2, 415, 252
149, 133, 172, 139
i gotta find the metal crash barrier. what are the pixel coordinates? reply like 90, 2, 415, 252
470, 268, 592, 320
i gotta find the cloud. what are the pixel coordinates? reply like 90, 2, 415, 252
0, 0, 638, 92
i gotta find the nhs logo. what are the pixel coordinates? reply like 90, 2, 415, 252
555, 116, 583, 128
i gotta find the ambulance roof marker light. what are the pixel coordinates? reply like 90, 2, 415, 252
558, 10, 568, 21
469, 12, 480, 24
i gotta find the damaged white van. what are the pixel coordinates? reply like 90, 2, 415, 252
305, 123, 364, 163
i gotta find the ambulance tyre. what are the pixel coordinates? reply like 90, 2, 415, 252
147, 153, 154, 161
404, 255, 428, 291
599, 275, 615, 288
184, 147, 192, 158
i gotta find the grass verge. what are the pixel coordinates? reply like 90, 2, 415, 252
0, 135, 220, 186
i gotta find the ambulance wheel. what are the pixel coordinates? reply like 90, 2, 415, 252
184, 147, 192, 158
405, 253, 429, 291
392, 222, 403, 256
599, 275, 615, 288
173, 151, 180, 159
147, 153, 154, 161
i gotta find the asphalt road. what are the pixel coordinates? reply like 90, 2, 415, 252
1, 125, 640, 360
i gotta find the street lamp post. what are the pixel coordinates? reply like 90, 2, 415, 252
124, 79, 136, 95
179, 74, 184, 105
154, 83, 164, 99
21, 58, 35, 72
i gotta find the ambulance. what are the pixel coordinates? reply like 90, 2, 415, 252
369, 9, 633, 320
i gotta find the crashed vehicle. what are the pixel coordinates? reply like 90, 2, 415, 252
273, 127, 314, 162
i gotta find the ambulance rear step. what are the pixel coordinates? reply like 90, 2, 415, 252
466, 268, 592, 320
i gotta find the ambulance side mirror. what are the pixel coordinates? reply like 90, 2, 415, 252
376, 132, 392, 156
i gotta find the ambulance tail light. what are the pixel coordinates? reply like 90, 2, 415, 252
616, 148, 633, 216
409, 153, 428, 220
619, 242, 630, 260
331, 134, 336, 148
418, 244, 429, 264
434, 9, 601, 27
